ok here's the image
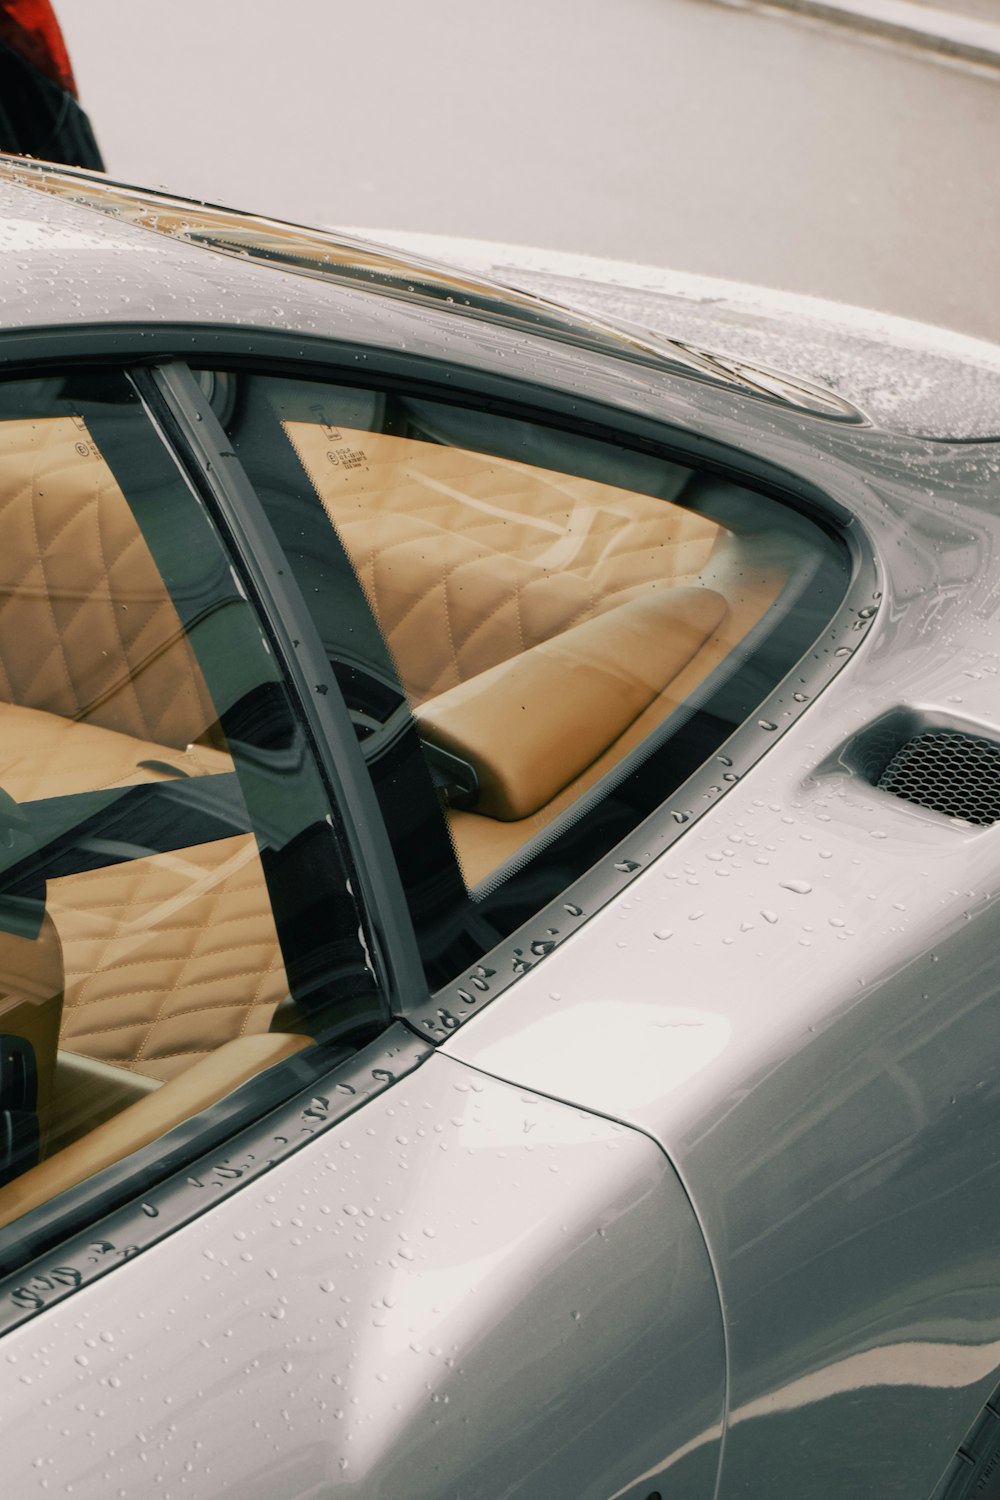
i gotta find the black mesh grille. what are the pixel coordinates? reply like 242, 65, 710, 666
877, 730, 1000, 826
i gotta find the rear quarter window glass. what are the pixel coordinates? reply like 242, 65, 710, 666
212, 371, 850, 987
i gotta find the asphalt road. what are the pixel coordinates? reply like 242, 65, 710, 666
57, 0, 1000, 342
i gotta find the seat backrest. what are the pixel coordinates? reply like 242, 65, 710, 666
0, 416, 216, 748
282, 422, 724, 705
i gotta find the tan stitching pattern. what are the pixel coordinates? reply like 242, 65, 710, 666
0, 417, 217, 747
52, 836, 289, 1083
282, 424, 722, 707
0, 417, 290, 1087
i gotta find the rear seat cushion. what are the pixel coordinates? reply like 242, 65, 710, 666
51, 835, 290, 1083
0, 704, 286, 1083
445, 527, 795, 884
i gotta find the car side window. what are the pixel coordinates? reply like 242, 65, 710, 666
0, 370, 382, 1246
213, 370, 851, 988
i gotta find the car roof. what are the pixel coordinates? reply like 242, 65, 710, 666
0, 167, 403, 340
0, 155, 865, 421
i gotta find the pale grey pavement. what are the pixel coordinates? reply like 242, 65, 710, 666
56, 0, 1000, 342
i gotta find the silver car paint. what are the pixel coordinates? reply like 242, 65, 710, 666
6, 173, 1000, 444
3, 173, 1000, 1497
0, 180, 583, 388
339, 229, 1000, 443
1, 1052, 724, 1500
445, 440, 1000, 1497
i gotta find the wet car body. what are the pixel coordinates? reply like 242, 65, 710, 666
0, 160, 998, 1500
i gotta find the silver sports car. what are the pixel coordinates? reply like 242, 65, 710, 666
0, 154, 999, 1500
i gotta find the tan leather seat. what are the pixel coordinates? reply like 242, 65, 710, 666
0, 406, 789, 1126
416, 587, 728, 821
50, 837, 290, 1083
0, 417, 290, 1082
0, 700, 231, 802
0, 416, 219, 747
283, 423, 725, 703
282, 423, 791, 883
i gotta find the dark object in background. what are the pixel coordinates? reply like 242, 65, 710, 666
0, 0, 102, 168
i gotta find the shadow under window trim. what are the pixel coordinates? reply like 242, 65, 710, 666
0, 1025, 431, 1295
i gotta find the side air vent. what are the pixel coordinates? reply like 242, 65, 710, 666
817, 709, 1000, 829
877, 730, 1000, 827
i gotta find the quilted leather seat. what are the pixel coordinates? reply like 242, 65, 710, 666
0, 417, 290, 1082
0, 403, 788, 1109
51, 837, 289, 1082
0, 416, 217, 747
283, 423, 724, 704
0, 699, 230, 802
282, 423, 790, 882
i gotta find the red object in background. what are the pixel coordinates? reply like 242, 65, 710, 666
0, 0, 77, 97
0, 0, 102, 167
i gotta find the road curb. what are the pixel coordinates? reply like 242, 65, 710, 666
738, 0, 1000, 68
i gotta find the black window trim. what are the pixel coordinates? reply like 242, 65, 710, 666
0, 1023, 432, 1333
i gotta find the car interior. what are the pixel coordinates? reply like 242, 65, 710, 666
278, 404, 815, 886
217, 377, 840, 894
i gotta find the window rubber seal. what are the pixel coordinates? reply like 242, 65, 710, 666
0, 1024, 431, 1332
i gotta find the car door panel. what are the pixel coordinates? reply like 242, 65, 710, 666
2, 1052, 726, 1500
